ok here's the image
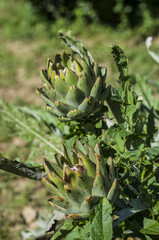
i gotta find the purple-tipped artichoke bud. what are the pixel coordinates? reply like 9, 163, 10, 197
42, 142, 119, 221
37, 34, 109, 121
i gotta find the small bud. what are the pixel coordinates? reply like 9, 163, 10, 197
137, 96, 143, 101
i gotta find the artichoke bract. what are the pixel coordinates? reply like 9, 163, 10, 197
42, 142, 118, 221
37, 33, 108, 121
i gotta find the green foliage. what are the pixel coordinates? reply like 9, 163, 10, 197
0, 0, 39, 39
52, 221, 90, 240
1, 33, 159, 239
22, 0, 159, 36
0, 99, 66, 162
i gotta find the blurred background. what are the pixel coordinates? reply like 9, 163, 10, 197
1, 0, 159, 239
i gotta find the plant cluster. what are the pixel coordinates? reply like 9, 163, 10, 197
24, 0, 159, 36
1, 33, 159, 240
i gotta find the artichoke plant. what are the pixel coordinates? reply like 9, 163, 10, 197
42, 142, 118, 221
37, 33, 108, 121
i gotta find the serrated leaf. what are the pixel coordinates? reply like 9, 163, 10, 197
111, 45, 130, 83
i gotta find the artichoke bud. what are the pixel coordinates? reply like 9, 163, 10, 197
43, 142, 119, 221
37, 35, 108, 121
